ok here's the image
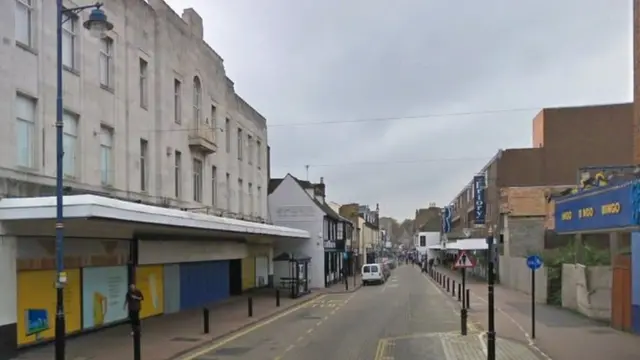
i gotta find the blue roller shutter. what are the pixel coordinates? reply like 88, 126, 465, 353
179, 260, 230, 311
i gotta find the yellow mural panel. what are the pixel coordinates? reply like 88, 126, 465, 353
135, 265, 164, 319
17, 269, 82, 345
242, 257, 256, 290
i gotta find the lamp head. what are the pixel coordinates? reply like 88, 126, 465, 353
83, 7, 113, 39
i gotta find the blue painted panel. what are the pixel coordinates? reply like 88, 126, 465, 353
554, 183, 634, 233
179, 261, 230, 311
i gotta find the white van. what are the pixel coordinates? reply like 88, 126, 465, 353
362, 263, 385, 285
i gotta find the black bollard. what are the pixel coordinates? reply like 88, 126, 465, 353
461, 307, 468, 336
133, 327, 141, 360
466, 289, 471, 309
447, 278, 450, 293
248, 297, 253, 317
452, 280, 456, 296
203, 307, 210, 334
458, 283, 462, 301
276, 289, 280, 307
345, 276, 349, 291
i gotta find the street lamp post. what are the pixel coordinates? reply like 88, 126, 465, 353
55, 2, 113, 360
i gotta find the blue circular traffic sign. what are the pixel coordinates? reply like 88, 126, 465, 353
526, 255, 543, 271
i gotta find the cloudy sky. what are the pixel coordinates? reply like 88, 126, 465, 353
166, 0, 631, 220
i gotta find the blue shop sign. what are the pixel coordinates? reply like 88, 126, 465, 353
554, 183, 634, 233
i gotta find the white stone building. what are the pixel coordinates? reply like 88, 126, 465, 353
0, 0, 310, 356
1, 0, 267, 220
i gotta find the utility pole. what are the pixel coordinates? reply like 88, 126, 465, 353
305, 165, 310, 180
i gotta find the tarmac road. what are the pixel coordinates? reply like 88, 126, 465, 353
178, 265, 543, 360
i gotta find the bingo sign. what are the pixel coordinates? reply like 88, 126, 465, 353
473, 175, 486, 225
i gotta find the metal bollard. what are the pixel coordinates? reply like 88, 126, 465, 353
133, 327, 141, 360
458, 283, 462, 301
203, 307, 210, 334
452, 280, 456, 296
447, 278, 450, 292
466, 289, 470, 309
248, 297, 253, 317
276, 289, 280, 307
461, 308, 468, 336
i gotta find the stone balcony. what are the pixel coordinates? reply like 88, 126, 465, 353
188, 125, 217, 154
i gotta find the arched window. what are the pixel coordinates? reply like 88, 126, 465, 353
193, 76, 202, 127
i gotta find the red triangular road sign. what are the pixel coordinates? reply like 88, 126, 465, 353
453, 250, 476, 268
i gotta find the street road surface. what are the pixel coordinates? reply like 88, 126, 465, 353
177, 265, 543, 360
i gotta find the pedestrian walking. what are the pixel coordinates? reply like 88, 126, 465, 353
124, 283, 144, 335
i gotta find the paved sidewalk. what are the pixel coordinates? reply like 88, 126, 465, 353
13, 289, 323, 360
324, 274, 362, 293
432, 267, 640, 360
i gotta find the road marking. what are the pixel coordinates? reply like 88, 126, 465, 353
297, 336, 304, 342
374, 339, 388, 360
285, 345, 294, 352
307, 328, 314, 334
469, 292, 552, 360
176, 295, 326, 360
316, 321, 322, 326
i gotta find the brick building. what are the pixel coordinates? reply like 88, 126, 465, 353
448, 103, 633, 239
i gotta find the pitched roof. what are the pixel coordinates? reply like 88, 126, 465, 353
270, 174, 350, 223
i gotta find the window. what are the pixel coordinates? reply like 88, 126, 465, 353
193, 76, 201, 128
210, 105, 217, 130
337, 222, 344, 240
99, 37, 114, 88
174, 150, 181, 198
226, 172, 231, 210
420, 235, 426, 247
16, 94, 36, 168
238, 179, 243, 214
237, 128, 243, 161
100, 126, 113, 185
15, 0, 33, 47
140, 139, 148, 191
257, 186, 262, 217
174, 79, 181, 124
247, 135, 253, 164
62, 12, 77, 69
139, 58, 148, 108
192, 158, 203, 202
256, 140, 262, 168
323, 219, 329, 239
248, 182, 253, 215
225, 118, 231, 153
63, 112, 79, 177
211, 166, 217, 207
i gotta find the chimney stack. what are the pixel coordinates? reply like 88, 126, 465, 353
320, 177, 324, 184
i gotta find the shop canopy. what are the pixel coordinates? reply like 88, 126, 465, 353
0, 194, 309, 239
554, 181, 639, 234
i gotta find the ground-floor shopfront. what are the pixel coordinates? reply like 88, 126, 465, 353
0, 195, 308, 359
554, 181, 640, 333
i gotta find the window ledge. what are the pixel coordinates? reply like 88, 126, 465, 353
63, 66, 80, 76
100, 84, 114, 94
16, 42, 38, 55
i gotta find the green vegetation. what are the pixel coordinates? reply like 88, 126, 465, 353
532, 244, 611, 306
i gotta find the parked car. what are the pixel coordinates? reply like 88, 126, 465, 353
361, 263, 386, 285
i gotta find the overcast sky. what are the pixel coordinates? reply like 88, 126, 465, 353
166, 0, 631, 220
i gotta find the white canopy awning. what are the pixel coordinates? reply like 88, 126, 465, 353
446, 238, 488, 250
0, 195, 309, 239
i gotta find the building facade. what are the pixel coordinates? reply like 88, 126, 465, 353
0, 1, 310, 357
447, 103, 634, 238
3, 0, 268, 219
268, 175, 352, 288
